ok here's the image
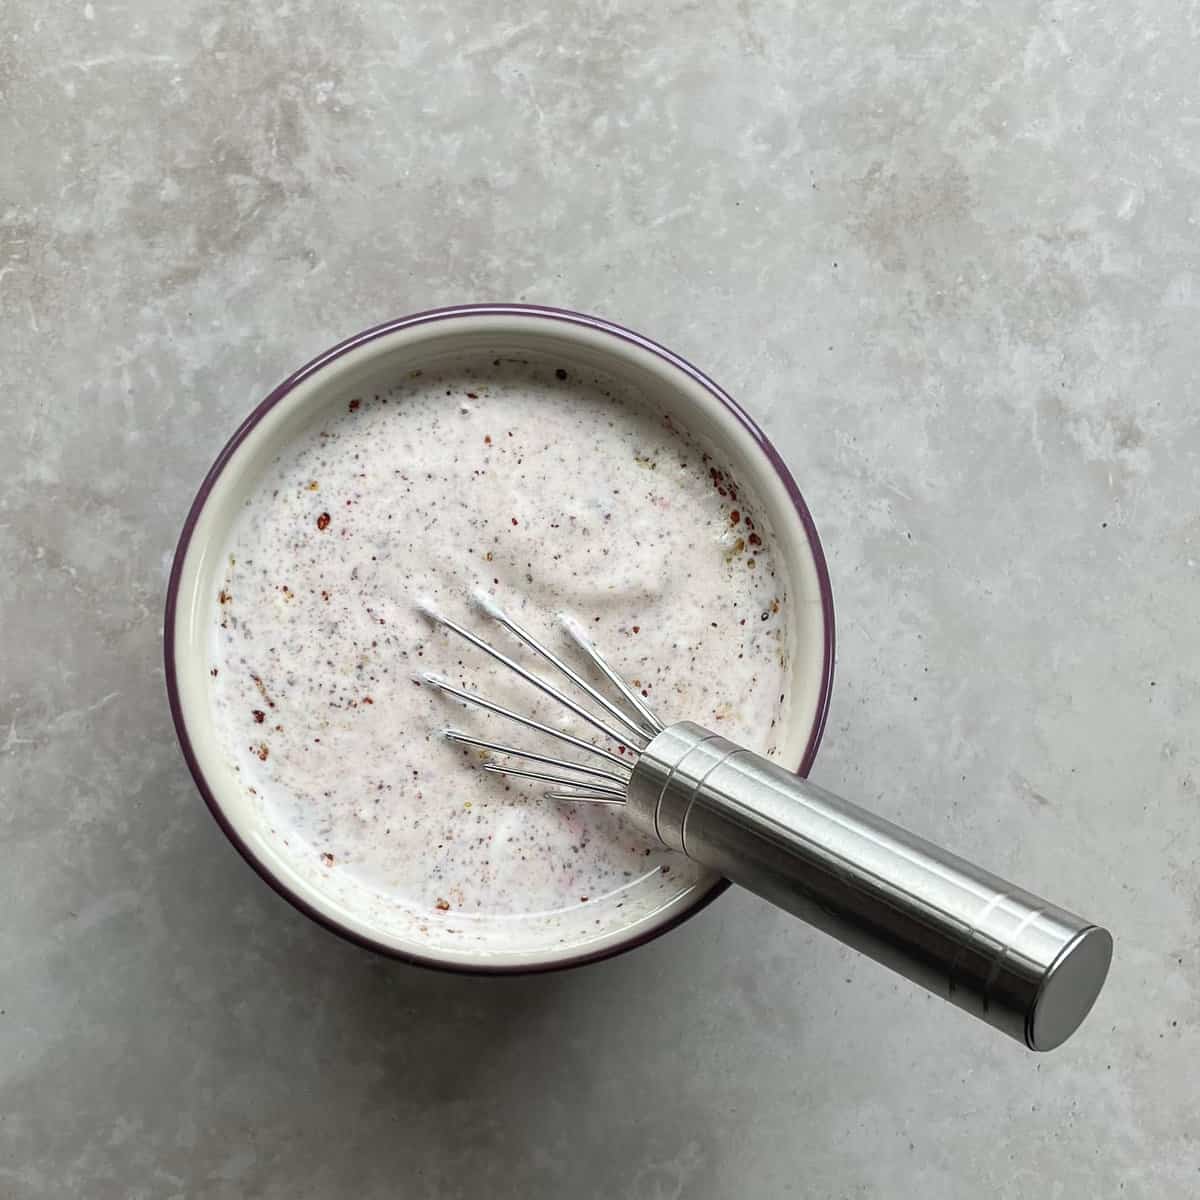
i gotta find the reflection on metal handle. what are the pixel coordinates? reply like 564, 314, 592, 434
627, 722, 1112, 1051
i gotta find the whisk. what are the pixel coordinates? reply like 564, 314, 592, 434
420, 593, 1111, 1052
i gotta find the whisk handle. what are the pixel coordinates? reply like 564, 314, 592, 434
626, 722, 1111, 1051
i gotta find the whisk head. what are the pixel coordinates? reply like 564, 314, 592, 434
418, 592, 663, 803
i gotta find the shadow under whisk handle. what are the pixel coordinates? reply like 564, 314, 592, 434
626, 722, 1111, 1051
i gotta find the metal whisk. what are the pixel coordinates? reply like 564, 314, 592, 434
420, 593, 1112, 1052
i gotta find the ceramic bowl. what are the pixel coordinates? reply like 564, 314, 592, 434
165, 304, 835, 972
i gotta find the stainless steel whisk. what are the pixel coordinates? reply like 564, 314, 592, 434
420, 593, 1112, 1052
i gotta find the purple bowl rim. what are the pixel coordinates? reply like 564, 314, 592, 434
163, 302, 836, 976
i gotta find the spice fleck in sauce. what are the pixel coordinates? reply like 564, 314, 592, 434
209, 358, 790, 956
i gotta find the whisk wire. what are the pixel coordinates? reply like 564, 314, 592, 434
420, 672, 629, 769
472, 591, 652, 744
443, 728, 630, 786
421, 604, 642, 751
543, 790, 626, 805
482, 762, 627, 798
559, 614, 664, 736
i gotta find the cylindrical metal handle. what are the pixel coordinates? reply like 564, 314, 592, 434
626, 722, 1111, 1051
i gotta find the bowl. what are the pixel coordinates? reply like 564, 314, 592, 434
164, 304, 835, 972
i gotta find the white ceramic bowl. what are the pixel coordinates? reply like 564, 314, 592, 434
165, 304, 835, 972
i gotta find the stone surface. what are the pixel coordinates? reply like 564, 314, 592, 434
2, 2, 1198, 1196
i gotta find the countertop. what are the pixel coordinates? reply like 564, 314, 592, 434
2, 2, 1197, 1196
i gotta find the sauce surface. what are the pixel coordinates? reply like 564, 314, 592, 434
209, 357, 790, 952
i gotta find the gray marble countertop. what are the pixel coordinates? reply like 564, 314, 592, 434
3, 3, 1197, 1197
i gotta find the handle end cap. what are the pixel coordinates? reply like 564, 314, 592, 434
1027, 925, 1113, 1052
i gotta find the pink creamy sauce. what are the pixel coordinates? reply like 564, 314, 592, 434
209, 358, 790, 938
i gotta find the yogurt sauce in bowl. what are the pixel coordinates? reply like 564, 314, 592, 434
207, 354, 793, 960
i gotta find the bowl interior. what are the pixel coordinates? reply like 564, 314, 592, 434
168, 309, 832, 970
